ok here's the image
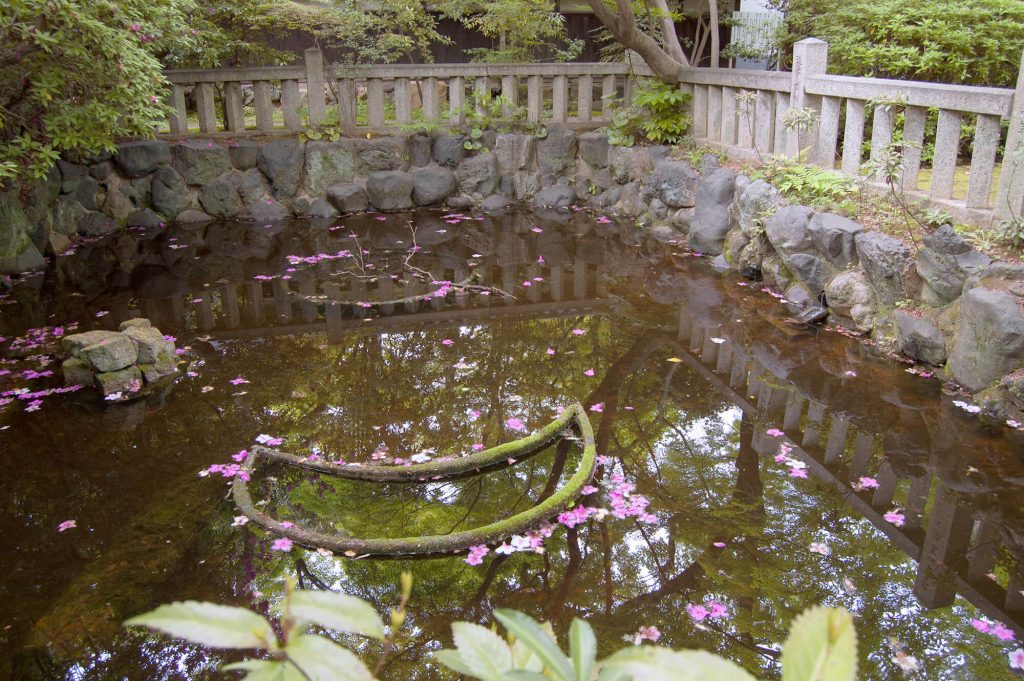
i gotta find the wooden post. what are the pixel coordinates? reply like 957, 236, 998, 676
304, 47, 327, 127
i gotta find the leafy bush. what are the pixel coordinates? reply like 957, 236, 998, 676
777, 0, 1024, 88
607, 78, 692, 147
127, 575, 858, 680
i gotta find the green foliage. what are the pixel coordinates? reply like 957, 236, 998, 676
457, 92, 546, 149
607, 79, 692, 147
444, 0, 582, 63
436, 606, 858, 681
778, 0, 1024, 88
758, 160, 858, 212
0, 0, 189, 182
126, 576, 403, 680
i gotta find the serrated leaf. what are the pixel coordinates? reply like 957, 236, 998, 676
223, 660, 306, 681
284, 590, 386, 640
285, 633, 376, 681
781, 607, 857, 681
435, 649, 478, 677
494, 610, 573, 681
453, 622, 513, 681
601, 647, 758, 681
569, 619, 596, 681
511, 637, 545, 673
125, 601, 274, 649
503, 672, 551, 680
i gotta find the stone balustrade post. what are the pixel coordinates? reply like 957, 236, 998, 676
996, 48, 1024, 222
304, 47, 327, 128
786, 38, 828, 159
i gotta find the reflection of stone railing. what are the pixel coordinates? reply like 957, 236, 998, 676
670, 313, 1024, 636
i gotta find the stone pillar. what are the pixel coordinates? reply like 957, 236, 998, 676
996, 48, 1024, 221
304, 47, 327, 128
786, 38, 828, 159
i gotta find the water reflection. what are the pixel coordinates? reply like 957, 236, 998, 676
0, 209, 1022, 679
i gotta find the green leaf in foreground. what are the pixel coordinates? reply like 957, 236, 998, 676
284, 634, 376, 681
781, 606, 857, 681
494, 609, 574, 681
601, 647, 758, 681
125, 601, 275, 649
284, 589, 387, 640
452, 621, 514, 680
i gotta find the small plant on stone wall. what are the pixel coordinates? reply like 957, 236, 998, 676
780, 106, 818, 161
757, 158, 858, 214
735, 90, 763, 161
861, 140, 928, 247
999, 129, 1024, 250
606, 78, 692, 147
457, 92, 545, 150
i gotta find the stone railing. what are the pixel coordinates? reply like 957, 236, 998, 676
163, 48, 644, 137
685, 38, 1024, 226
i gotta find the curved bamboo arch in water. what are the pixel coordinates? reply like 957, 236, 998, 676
231, 402, 597, 557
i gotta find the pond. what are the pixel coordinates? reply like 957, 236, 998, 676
1, 209, 1022, 680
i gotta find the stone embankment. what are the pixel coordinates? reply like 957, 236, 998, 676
2, 129, 1021, 417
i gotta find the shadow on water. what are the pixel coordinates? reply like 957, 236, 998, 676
1, 208, 1023, 679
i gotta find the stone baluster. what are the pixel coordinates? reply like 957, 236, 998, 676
900, 106, 927, 191
194, 82, 218, 133
281, 80, 301, 130
367, 79, 385, 128
929, 109, 962, 200
304, 48, 327, 127
253, 81, 275, 132
224, 81, 245, 132
168, 85, 188, 134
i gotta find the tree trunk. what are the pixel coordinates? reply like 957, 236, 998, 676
585, 0, 689, 82
709, 0, 721, 67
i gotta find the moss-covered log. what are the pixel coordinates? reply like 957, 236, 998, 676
232, 402, 597, 556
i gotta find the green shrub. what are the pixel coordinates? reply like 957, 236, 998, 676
607, 78, 692, 147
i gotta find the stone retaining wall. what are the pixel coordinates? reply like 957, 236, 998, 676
2, 130, 1021, 417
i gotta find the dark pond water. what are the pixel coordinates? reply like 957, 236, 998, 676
1, 209, 1023, 680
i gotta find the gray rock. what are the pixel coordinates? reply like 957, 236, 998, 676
228, 140, 260, 170
307, 198, 338, 219
534, 184, 575, 210
917, 225, 991, 305
808, 212, 862, 269
650, 224, 681, 244
825, 269, 875, 332
446, 195, 474, 209
692, 168, 736, 255
81, 334, 138, 372
62, 357, 94, 387
735, 180, 782, 238
139, 359, 177, 383
644, 160, 700, 209
57, 160, 89, 194
327, 183, 369, 213
855, 232, 919, 306
95, 365, 143, 396
78, 211, 118, 236
119, 318, 152, 331
173, 140, 232, 185
537, 127, 577, 181
114, 141, 170, 178
355, 138, 407, 172
785, 281, 815, 308
609, 145, 664, 184
764, 205, 815, 256
457, 154, 499, 198
894, 311, 947, 366
123, 325, 175, 364
433, 134, 466, 167
0, 191, 42, 274
786, 253, 828, 297
303, 141, 356, 196
150, 167, 190, 219
578, 132, 610, 169
481, 194, 513, 212
62, 330, 119, 356
948, 287, 1024, 391
176, 208, 214, 224
700, 153, 721, 178
511, 171, 541, 200
238, 168, 272, 207
611, 181, 646, 218
102, 185, 136, 221
73, 176, 101, 211
242, 200, 290, 222
409, 134, 433, 168
199, 172, 243, 218
257, 139, 305, 198
411, 167, 457, 206
52, 197, 85, 236
494, 134, 536, 172
126, 208, 164, 229
365, 171, 413, 211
